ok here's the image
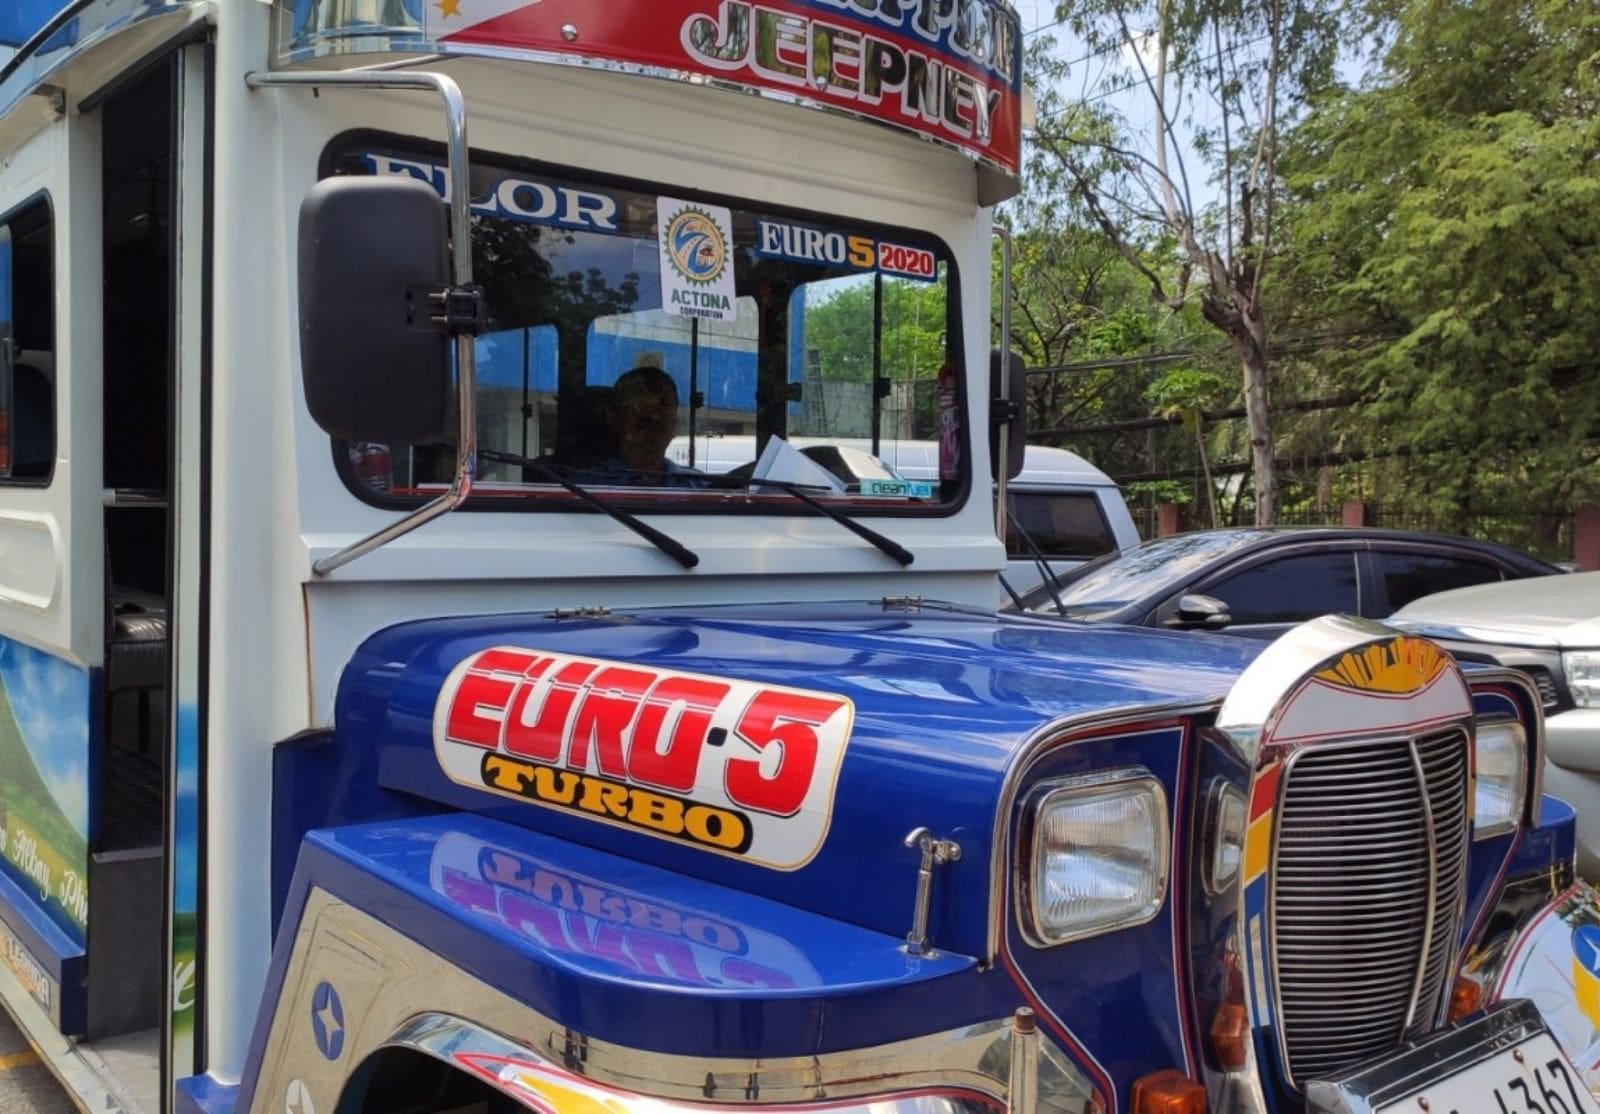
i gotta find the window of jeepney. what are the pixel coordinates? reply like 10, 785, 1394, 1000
325, 138, 966, 512
0, 198, 54, 485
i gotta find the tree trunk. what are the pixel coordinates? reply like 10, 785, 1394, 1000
1201, 289, 1277, 526
1194, 412, 1219, 527
1236, 331, 1276, 525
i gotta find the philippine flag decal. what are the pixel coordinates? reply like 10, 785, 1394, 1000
425, 0, 543, 38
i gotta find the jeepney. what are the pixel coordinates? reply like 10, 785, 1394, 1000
0, 2, 1598, 1113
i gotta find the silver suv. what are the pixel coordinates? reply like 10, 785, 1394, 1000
1391, 571, 1600, 873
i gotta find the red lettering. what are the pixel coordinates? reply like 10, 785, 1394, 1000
628, 677, 730, 793
725, 691, 845, 816
566, 667, 654, 778
878, 242, 935, 278
503, 660, 596, 762
471, 648, 541, 675
445, 671, 518, 748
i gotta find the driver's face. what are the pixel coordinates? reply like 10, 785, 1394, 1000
614, 383, 677, 452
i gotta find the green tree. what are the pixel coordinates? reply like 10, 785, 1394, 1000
1028, 0, 1346, 523
1146, 366, 1233, 524
1282, 0, 1600, 524
802, 276, 949, 386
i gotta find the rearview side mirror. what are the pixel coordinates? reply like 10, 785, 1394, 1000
990, 348, 1026, 481
298, 175, 452, 444
1168, 594, 1233, 629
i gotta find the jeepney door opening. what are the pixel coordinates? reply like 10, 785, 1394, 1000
90, 55, 178, 1038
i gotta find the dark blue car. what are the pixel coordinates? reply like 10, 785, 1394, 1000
1014, 526, 1561, 637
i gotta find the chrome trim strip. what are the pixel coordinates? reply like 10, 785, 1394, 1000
382, 1012, 1005, 1114
1007, 1009, 1039, 1114
1403, 737, 1439, 1034
246, 889, 1095, 1114
1, 1, 209, 124
1468, 667, 1547, 828
992, 220, 1012, 541
0, 953, 136, 1113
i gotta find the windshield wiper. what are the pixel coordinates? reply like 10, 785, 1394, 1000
468, 446, 699, 569
1005, 503, 1066, 615
711, 475, 914, 567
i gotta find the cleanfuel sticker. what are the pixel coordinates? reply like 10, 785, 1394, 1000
433, 648, 853, 868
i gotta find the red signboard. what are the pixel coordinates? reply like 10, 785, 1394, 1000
423, 0, 1023, 179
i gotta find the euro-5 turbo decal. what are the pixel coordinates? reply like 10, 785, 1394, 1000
433, 647, 855, 869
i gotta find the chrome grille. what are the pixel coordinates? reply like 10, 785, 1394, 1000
1270, 730, 1470, 1086
1523, 667, 1560, 710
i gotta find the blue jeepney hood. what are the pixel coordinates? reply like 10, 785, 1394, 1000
336, 602, 1259, 957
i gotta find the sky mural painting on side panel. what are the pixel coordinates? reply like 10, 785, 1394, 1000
0, 638, 89, 943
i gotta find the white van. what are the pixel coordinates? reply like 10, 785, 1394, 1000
669, 437, 1140, 595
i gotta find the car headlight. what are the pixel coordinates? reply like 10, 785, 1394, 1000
1563, 651, 1600, 709
1203, 782, 1248, 897
1474, 720, 1527, 839
1023, 770, 1169, 945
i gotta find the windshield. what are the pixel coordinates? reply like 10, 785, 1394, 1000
327, 138, 965, 512
1023, 530, 1276, 614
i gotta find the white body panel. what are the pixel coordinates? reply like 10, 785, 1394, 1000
0, 112, 102, 667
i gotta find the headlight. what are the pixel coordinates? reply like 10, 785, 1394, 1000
1023, 770, 1169, 945
1203, 782, 1248, 897
1474, 720, 1527, 839
1563, 651, 1600, 708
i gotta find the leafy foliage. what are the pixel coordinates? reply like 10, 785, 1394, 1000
801, 276, 949, 385
1016, 0, 1354, 522
1282, 0, 1600, 522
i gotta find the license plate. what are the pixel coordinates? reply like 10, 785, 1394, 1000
0, 919, 49, 1011
1377, 1033, 1599, 1114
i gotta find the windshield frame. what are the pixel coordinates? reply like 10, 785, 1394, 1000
317, 128, 971, 521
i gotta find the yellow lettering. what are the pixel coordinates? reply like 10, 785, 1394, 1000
684, 805, 749, 850
627, 789, 686, 834
847, 235, 875, 268
484, 755, 531, 792
578, 778, 631, 818
476, 755, 753, 855
532, 765, 581, 805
